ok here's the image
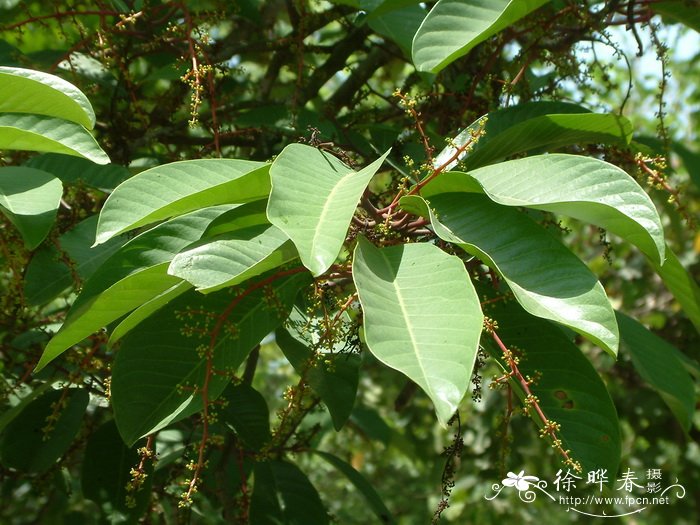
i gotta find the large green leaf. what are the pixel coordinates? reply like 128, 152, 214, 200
95, 160, 270, 245
169, 224, 297, 293
617, 311, 695, 432
651, 247, 700, 332
0, 113, 109, 164
401, 193, 619, 356
0, 66, 96, 128
368, 4, 427, 56
412, 0, 550, 73
352, 237, 483, 425
0, 166, 62, 249
652, 1, 700, 32
36, 207, 233, 371
313, 451, 394, 524
276, 326, 360, 430
481, 297, 621, 477
433, 101, 633, 171
111, 272, 308, 444
250, 460, 329, 525
24, 215, 127, 305
422, 154, 665, 264
0, 388, 89, 473
267, 144, 390, 276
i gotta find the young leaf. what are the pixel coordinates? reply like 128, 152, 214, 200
352, 236, 483, 426
36, 206, 233, 371
169, 224, 298, 293
276, 326, 360, 430
617, 311, 695, 432
313, 450, 394, 524
433, 101, 633, 171
0, 66, 96, 128
481, 297, 621, 478
423, 154, 665, 264
250, 460, 329, 525
95, 160, 270, 244
0, 166, 62, 249
401, 193, 619, 356
267, 144, 390, 276
0, 114, 109, 164
111, 272, 308, 444
412, 0, 550, 73
0, 388, 89, 473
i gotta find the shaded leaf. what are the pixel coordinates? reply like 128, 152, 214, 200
368, 4, 427, 56
250, 460, 329, 525
95, 160, 270, 244
220, 383, 272, 451
0, 66, 96, 128
313, 450, 394, 524
0, 388, 89, 473
268, 144, 390, 276
169, 224, 297, 293
36, 207, 233, 371
276, 326, 360, 430
24, 215, 127, 305
352, 236, 483, 425
111, 272, 308, 444
650, 248, 700, 332
81, 420, 151, 518
423, 154, 665, 264
0, 113, 109, 164
434, 101, 633, 171
651, 1, 700, 32
617, 311, 695, 432
0, 166, 62, 249
412, 0, 549, 73
25, 153, 131, 192
481, 297, 621, 478
401, 193, 619, 356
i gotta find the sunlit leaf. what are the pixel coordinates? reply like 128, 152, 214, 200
0, 166, 62, 249
268, 144, 390, 276
352, 236, 483, 425
412, 0, 550, 73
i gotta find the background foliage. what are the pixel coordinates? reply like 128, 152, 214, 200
0, 1, 698, 524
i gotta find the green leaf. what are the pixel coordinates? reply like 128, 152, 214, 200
111, 272, 308, 444
0, 113, 109, 164
220, 383, 272, 451
412, 0, 550, 73
250, 460, 329, 525
268, 144, 390, 276
0, 166, 62, 249
652, 1, 700, 32
368, 4, 427, 56
352, 236, 483, 425
401, 193, 619, 356
423, 154, 665, 264
0, 388, 89, 473
313, 451, 394, 524
95, 159, 270, 245
0, 66, 96, 128
25, 153, 131, 192
24, 215, 127, 305
276, 326, 360, 430
434, 101, 633, 171
81, 420, 152, 517
169, 224, 297, 293
481, 297, 621, 477
651, 247, 700, 332
617, 311, 695, 432
36, 207, 233, 371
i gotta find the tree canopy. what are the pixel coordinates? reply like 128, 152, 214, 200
0, 1, 698, 524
